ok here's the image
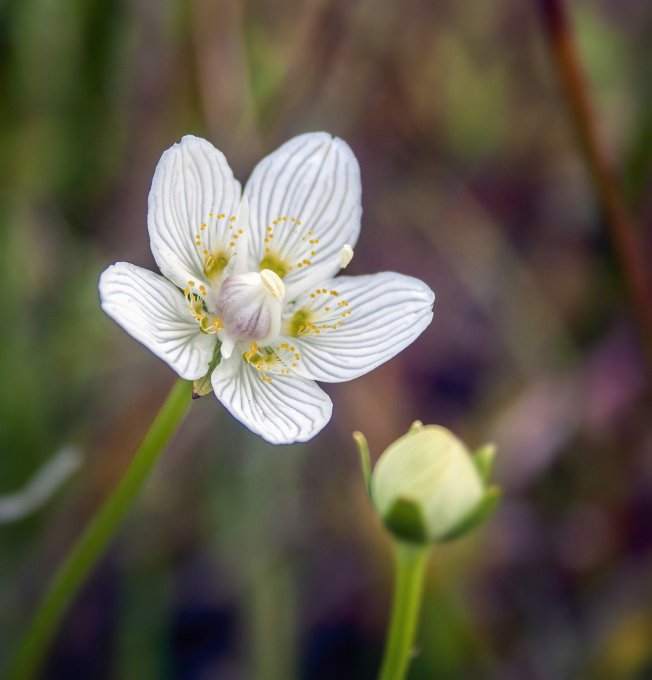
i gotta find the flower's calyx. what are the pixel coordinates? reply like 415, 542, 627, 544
192, 340, 223, 398
354, 424, 500, 546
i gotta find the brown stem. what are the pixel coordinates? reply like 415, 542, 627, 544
537, 0, 652, 359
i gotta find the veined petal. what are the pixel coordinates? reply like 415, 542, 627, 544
148, 135, 243, 291
211, 355, 333, 444
99, 262, 216, 380
281, 272, 434, 383
244, 132, 361, 286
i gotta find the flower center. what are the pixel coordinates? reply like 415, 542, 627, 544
213, 269, 285, 345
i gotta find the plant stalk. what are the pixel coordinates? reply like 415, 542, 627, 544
377, 542, 430, 680
9, 378, 193, 680
538, 0, 652, 360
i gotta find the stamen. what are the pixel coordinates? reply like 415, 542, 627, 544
259, 251, 291, 279
283, 244, 355, 302
260, 269, 285, 301
284, 286, 350, 337
258, 216, 326, 281
185, 290, 223, 334
243, 341, 297, 382
191, 200, 249, 283
339, 244, 354, 268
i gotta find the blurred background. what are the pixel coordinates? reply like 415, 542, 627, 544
2, 0, 652, 678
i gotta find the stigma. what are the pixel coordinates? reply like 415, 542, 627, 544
212, 269, 285, 356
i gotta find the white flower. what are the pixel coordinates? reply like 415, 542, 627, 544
99, 133, 435, 445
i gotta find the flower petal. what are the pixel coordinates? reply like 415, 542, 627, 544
211, 355, 333, 444
282, 272, 434, 383
99, 262, 216, 380
148, 135, 242, 289
244, 132, 361, 286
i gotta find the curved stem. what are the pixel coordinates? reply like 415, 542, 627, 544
378, 542, 430, 680
9, 378, 193, 680
538, 0, 652, 361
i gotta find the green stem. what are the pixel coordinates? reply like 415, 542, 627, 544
378, 542, 430, 680
9, 378, 193, 680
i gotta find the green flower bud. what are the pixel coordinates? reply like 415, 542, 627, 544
358, 423, 499, 545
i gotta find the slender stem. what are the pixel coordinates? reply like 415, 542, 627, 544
378, 542, 430, 680
537, 0, 652, 359
9, 378, 193, 680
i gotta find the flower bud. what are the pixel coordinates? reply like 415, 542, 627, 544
360, 424, 499, 545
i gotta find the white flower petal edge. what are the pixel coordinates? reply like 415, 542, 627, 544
211, 354, 333, 444
148, 135, 242, 290
99, 262, 216, 380
244, 132, 361, 295
281, 272, 435, 383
